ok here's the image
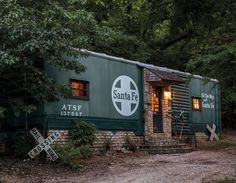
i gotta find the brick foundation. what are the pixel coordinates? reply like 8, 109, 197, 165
93, 131, 144, 151
48, 130, 144, 152
48, 130, 71, 144
195, 132, 208, 142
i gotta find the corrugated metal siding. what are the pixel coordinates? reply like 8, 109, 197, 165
171, 74, 190, 115
171, 74, 191, 134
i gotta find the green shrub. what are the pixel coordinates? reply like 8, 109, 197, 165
79, 144, 93, 159
55, 143, 82, 169
55, 121, 97, 169
69, 121, 97, 146
10, 130, 35, 159
123, 133, 138, 152
55, 143, 93, 169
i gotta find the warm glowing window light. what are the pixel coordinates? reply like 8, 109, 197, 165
152, 92, 159, 112
70, 80, 88, 98
192, 97, 201, 110
164, 91, 171, 100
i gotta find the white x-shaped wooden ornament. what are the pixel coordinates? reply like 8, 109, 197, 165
206, 123, 219, 141
28, 128, 61, 161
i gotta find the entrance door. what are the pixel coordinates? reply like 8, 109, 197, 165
152, 88, 163, 133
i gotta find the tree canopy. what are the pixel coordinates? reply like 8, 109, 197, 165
0, 0, 107, 117
0, 0, 235, 127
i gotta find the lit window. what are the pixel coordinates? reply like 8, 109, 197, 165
192, 97, 201, 110
70, 80, 89, 99
152, 91, 159, 112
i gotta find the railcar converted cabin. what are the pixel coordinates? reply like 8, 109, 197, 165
0, 50, 221, 151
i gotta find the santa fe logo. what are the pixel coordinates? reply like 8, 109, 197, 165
112, 75, 139, 116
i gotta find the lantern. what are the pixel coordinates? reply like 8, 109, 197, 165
164, 91, 172, 100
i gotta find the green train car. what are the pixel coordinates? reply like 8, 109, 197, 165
1, 50, 221, 145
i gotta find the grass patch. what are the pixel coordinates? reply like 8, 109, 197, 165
198, 135, 236, 151
208, 177, 236, 183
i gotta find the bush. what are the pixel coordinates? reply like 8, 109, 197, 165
69, 121, 97, 146
55, 143, 93, 169
9, 130, 35, 159
79, 144, 92, 158
55, 142, 82, 169
123, 133, 138, 152
55, 121, 97, 169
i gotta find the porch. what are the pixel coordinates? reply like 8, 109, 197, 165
143, 67, 188, 142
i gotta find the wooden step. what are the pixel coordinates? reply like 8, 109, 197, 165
147, 141, 182, 146
140, 143, 186, 149
139, 138, 192, 154
140, 146, 192, 154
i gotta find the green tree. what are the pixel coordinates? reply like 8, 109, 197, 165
0, 0, 109, 119
186, 0, 236, 127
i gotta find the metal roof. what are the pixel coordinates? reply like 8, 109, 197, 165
146, 68, 185, 84
79, 49, 218, 82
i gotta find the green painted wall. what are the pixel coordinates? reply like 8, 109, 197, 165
190, 77, 221, 132
43, 55, 144, 135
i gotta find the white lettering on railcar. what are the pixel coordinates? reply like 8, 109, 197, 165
201, 93, 215, 109
60, 104, 83, 117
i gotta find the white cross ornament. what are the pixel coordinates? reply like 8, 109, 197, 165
179, 109, 184, 117
28, 128, 61, 161
206, 123, 219, 141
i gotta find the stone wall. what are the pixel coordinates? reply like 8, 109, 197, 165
144, 74, 153, 141
93, 131, 144, 152
49, 130, 144, 152
48, 130, 71, 145
195, 132, 208, 142
161, 98, 172, 138
143, 69, 172, 142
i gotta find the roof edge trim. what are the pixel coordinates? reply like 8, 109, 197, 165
78, 49, 218, 83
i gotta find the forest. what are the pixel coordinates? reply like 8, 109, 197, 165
0, 0, 235, 128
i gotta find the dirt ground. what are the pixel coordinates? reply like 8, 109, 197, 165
0, 131, 236, 183
0, 148, 235, 183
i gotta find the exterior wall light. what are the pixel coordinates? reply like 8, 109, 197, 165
164, 91, 172, 100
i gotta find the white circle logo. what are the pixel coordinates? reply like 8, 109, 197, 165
111, 75, 139, 116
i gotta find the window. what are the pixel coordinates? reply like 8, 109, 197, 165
152, 90, 159, 112
192, 97, 201, 110
70, 79, 89, 99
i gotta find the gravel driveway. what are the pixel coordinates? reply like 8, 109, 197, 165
77, 150, 236, 183
1, 149, 236, 183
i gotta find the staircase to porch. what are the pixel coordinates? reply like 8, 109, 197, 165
139, 137, 192, 154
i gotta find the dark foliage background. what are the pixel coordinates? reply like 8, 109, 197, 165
0, 0, 235, 128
